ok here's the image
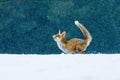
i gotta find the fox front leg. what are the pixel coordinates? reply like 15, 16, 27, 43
69, 51, 74, 54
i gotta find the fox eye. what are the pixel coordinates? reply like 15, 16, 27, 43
56, 35, 59, 37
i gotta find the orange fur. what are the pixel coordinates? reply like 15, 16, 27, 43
53, 21, 92, 54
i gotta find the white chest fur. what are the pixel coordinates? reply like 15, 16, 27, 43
56, 41, 70, 54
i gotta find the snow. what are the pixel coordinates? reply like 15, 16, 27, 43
0, 54, 120, 80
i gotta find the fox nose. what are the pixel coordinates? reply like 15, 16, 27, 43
52, 35, 56, 38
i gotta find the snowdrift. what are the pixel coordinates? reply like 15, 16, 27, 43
0, 54, 120, 80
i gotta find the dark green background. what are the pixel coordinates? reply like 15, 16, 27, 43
0, 0, 120, 54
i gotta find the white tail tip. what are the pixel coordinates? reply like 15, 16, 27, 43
75, 20, 79, 25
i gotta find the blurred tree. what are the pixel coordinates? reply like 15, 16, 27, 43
0, 0, 119, 54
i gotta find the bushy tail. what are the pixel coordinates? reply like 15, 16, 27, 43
75, 20, 92, 46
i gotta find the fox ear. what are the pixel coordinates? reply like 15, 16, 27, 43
62, 31, 66, 36
59, 29, 61, 34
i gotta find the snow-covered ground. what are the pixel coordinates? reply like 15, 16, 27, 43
0, 54, 120, 80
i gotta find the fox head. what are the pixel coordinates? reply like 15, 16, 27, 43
53, 30, 66, 42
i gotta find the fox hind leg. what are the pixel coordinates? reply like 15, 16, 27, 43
78, 51, 84, 54
76, 46, 85, 54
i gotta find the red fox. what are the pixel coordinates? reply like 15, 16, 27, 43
53, 20, 92, 54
